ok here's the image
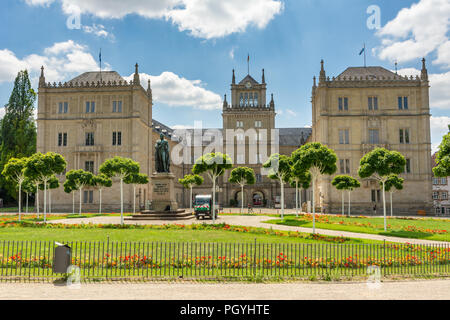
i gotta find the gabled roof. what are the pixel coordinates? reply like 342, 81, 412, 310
238, 74, 259, 85
68, 71, 125, 84
337, 67, 398, 80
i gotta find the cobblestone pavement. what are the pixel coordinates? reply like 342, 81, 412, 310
46, 214, 449, 245
1, 280, 449, 300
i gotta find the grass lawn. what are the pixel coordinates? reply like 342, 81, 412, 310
264, 214, 450, 242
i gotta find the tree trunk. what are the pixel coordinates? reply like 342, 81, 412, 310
99, 189, 102, 214
133, 185, 136, 215
36, 183, 39, 219
72, 192, 75, 215
342, 191, 344, 216
79, 188, 82, 215
26, 192, 28, 215
280, 178, 285, 219
390, 192, 393, 217
189, 186, 193, 213
295, 181, 299, 217
241, 184, 244, 214
120, 179, 124, 225
299, 187, 302, 213
348, 191, 351, 217
382, 180, 387, 231
18, 183, 22, 222
49, 189, 52, 214
312, 178, 316, 233
212, 178, 216, 223
43, 181, 47, 223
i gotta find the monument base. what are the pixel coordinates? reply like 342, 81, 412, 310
150, 172, 178, 212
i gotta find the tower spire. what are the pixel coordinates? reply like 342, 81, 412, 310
421, 57, 428, 81
39, 66, 45, 87
232, 69, 235, 84
319, 59, 326, 85
133, 63, 140, 85
147, 78, 152, 99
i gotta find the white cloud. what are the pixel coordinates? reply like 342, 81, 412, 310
229, 46, 236, 60
124, 72, 222, 110
0, 40, 102, 85
82, 24, 115, 41
25, 0, 284, 39
172, 124, 194, 130
430, 116, 450, 153
24, 0, 55, 6
375, 0, 450, 65
286, 109, 297, 117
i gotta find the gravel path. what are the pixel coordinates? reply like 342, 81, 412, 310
47, 215, 449, 245
1, 280, 449, 300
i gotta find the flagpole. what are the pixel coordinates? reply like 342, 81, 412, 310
364, 43, 366, 68
247, 54, 250, 75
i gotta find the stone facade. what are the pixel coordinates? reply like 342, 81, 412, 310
36, 65, 153, 212
311, 59, 433, 215
432, 153, 450, 216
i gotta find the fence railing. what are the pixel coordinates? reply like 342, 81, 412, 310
0, 240, 449, 281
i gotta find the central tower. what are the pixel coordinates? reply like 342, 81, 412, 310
222, 68, 275, 136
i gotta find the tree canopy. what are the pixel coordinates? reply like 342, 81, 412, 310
179, 174, 204, 189
291, 142, 337, 177
124, 172, 149, 185
192, 152, 233, 178
433, 127, 450, 177
289, 166, 311, 189
99, 156, 140, 180
91, 173, 113, 189
383, 174, 404, 192
65, 169, 94, 190
262, 153, 292, 183
229, 167, 256, 186
25, 152, 66, 183
331, 175, 360, 191
358, 148, 406, 180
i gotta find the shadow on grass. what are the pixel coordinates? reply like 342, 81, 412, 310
266, 218, 311, 227
378, 230, 434, 240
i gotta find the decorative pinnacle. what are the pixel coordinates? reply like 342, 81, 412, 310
262, 69, 265, 83
232, 69, 236, 84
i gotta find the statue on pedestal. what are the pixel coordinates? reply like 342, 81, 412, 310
155, 133, 170, 173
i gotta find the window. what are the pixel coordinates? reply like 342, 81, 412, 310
237, 154, 245, 164
338, 97, 348, 111
405, 158, 411, 174
399, 129, 410, 144
236, 133, 244, 141
369, 129, 379, 144
433, 177, 439, 185
442, 192, 448, 200
371, 190, 381, 202
368, 97, 378, 110
113, 131, 122, 146
86, 101, 95, 113
398, 96, 408, 110
433, 192, 439, 200
256, 174, 262, 183
83, 190, 93, 204
236, 121, 244, 128
254, 93, 258, 106
339, 129, 349, 144
440, 178, 447, 185
255, 121, 262, 128
113, 101, 122, 113
340, 159, 350, 174
85, 132, 94, 146
58, 102, 68, 113
239, 93, 244, 107
85, 161, 94, 173
58, 133, 67, 146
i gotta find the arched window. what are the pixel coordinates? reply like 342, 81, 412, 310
254, 93, 258, 107
249, 93, 253, 106
239, 93, 244, 107
244, 93, 248, 106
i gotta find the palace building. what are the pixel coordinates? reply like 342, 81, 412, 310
36, 59, 433, 215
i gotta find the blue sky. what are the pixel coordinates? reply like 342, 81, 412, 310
0, 0, 449, 150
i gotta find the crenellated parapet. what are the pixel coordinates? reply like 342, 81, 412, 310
42, 79, 135, 89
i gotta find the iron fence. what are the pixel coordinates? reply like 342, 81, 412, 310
0, 240, 449, 281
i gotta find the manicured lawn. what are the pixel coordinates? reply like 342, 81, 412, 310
264, 214, 450, 242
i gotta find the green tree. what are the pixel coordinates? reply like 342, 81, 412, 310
2, 157, 28, 221
0, 70, 36, 200
263, 154, 292, 218
192, 152, 233, 222
433, 126, 450, 177
383, 174, 404, 217
91, 174, 112, 214
331, 175, 360, 217
228, 167, 256, 213
39, 175, 59, 215
125, 173, 149, 215
64, 170, 94, 216
99, 156, 140, 225
63, 177, 77, 215
291, 142, 337, 233
358, 148, 406, 231
22, 177, 36, 215
179, 174, 204, 212
25, 152, 66, 223
289, 162, 311, 217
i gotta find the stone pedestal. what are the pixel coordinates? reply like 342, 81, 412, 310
150, 172, 178, 211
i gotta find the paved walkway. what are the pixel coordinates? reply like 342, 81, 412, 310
48, 215, 450, 245
1, 280, 449, 300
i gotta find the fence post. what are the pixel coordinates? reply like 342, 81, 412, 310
253, 238, 257, 281
106, 236, 109, 280
383, 240, 386, 278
